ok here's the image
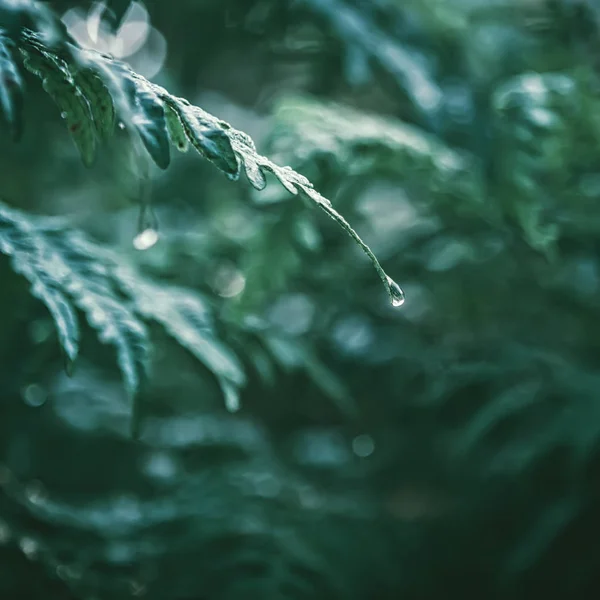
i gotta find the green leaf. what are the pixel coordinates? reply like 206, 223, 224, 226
126, 75, 171, 170
0, 205, 79, 365
0, 32, 23, 140
21, 35, 97, 167
164, 103, 189, 152
162, 95, 238, 176
71, 66, 115, 141
114, 268, 247, 411
0, 201, 149, 397
0, 199, 248, 417
268, 95, 481, 203
295, 0, 443, 121
7, 26, 406, 304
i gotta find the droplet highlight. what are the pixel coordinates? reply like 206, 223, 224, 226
386, 276, 405, 307
133, 228, 159, 251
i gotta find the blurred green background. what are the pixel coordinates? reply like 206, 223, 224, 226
2, 0, 600, 598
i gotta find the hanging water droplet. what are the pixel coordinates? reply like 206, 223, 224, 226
386, 276, 405, 307
133, 228, 159, 250
135, 203, 159, 251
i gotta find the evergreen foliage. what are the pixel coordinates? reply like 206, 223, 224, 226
1, 0, 600, 599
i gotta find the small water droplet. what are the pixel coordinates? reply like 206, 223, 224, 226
143, 452, 177, 481
133, 228, 159, 251
21, 383, 47, 407
19, 536, 39, 560
118, 121, 126, 130
352, 434, 375, 458
60, 111, 68, 119
25, 480, 46, 505
386, 276, 405, 307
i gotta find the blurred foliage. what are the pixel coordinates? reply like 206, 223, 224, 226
2, 0, 600, 598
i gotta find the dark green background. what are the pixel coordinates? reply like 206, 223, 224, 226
1, 0, 600, 598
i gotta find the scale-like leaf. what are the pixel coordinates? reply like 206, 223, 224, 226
162, 95, 238, 176
0, 32, 23, 140
0, 200, 248, 415
0, 204, 79, 364
0, 202, 149, 397
84, 55, 404, 302
107, 63, 171, 169
71, 66, 115, 140
164, 103, 189, 152
128, 78, 170, 170
21, 36, 97, 166
4, 24, 406, 304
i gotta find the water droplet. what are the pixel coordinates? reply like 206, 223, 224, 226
25, 480, 46, 505
133, 228, 159, 250
21, 383, 47, 407
118, 121, 126, 130
60, 111, 68, 119
211, 262, 246, 298
143, 452, 177, 481
352, 434, 375, 458
135, 204, 159, 251
19, 537, 39, 560
386, 276, 405, 307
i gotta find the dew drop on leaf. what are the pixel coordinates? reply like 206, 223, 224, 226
133, 228, 159, 250
386, 276, 405, 307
